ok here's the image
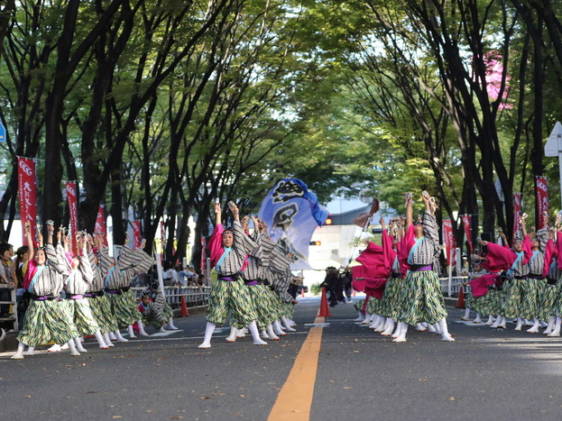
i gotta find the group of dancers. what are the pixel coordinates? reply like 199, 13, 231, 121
351, 191, 455, 343
11, 222, 177, 359
198, 201, 298, 349
462, 212, 562, 336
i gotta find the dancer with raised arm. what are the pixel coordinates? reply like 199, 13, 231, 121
480, 216, 532, 330
58, 231, 109, 350
379, 218, 408, 336
12, 223, 81, 359
228, 216, 279, 342
98, 237, 148, 340
394, 191, 453, 343
525, 215, 549, 333
199, 202, 266, 349
87, 234, 119, 347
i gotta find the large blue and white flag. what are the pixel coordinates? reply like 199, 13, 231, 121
258, 178, 328, 269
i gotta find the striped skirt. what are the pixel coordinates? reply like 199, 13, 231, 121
143, 303, 173, 327
472, 290, 499, 316
279, 301, 294, 319
551, 285, 562, 316
17, 300, 78, 347
207, 278, 258, 329
90, 295, 119, 333
540, 283, 560, 320
396, 270, 448, 326
264, 286, 284, 320
501, 279, 523, 318
67, 298, 100, 337
109, 290, 140, 328
518, 279, 546, 320
367, 296, 383, 315
464, 288, 474, 310
380, 277, 405, 320
247, 285, 278, 329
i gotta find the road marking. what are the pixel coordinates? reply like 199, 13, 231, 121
267, 316, 325, 421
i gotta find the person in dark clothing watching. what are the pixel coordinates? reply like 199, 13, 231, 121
321, 267, 340, 307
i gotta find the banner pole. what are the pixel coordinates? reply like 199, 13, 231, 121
448, 260, 453, 297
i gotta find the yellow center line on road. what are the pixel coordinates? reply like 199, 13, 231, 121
267, 316, 325, 421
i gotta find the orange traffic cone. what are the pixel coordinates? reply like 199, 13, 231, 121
456, 285, 466, 309
180, 296, 190, 317
318, 287, 332, 318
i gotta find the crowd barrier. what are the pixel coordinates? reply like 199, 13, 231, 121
132, 285, 212, 309
439, 276, 469, 296
0, 284, 18, 331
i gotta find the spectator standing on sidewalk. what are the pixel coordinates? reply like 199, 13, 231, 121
0, 243, 15, 330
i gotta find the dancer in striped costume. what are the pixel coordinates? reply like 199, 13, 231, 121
199, 201, 266, 349
393, 191, 453, 343
226, 216, 280, 342
525, 221, 549, 333
138, 288, 177, 332
57, 230, 109, 351
87, 234, 120, 346
12, 224, 81, 359
256, 220, 297, 336
98, 240, 151, 339
481, 217, 532, 330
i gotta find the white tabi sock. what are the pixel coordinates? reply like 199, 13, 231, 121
198, 322, 216, 348
267, 324, 280, 341
74, 337, 87, 353
226, 326, 238, 342
103, 333, 115, 347
392, 322, 408, 343
248, 321, 267, 345
137, 320, 150, 337
527, 319, 540, 333
94, 331, 109, 349
68, 340, 80, 356
439, 319, 455, 342
127, 325, 137, 338
381, 318, 395, 336
115, 330, 128, 342
11, 342, 26, 359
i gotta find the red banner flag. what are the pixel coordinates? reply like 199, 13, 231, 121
462, 214, 473, 253
442, 219, 456, 266
17, 157, 38, 246
513, 193, 523, 237
132, 220, 142, 248
535, 176, 549, 229
94, 205, 108, 245
65, 182, 79, 255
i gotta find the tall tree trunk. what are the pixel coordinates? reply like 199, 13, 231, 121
110, 165, 125, 245
532, 14, 545, 230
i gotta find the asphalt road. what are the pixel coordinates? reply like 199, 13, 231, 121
2, 299, 562, 421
